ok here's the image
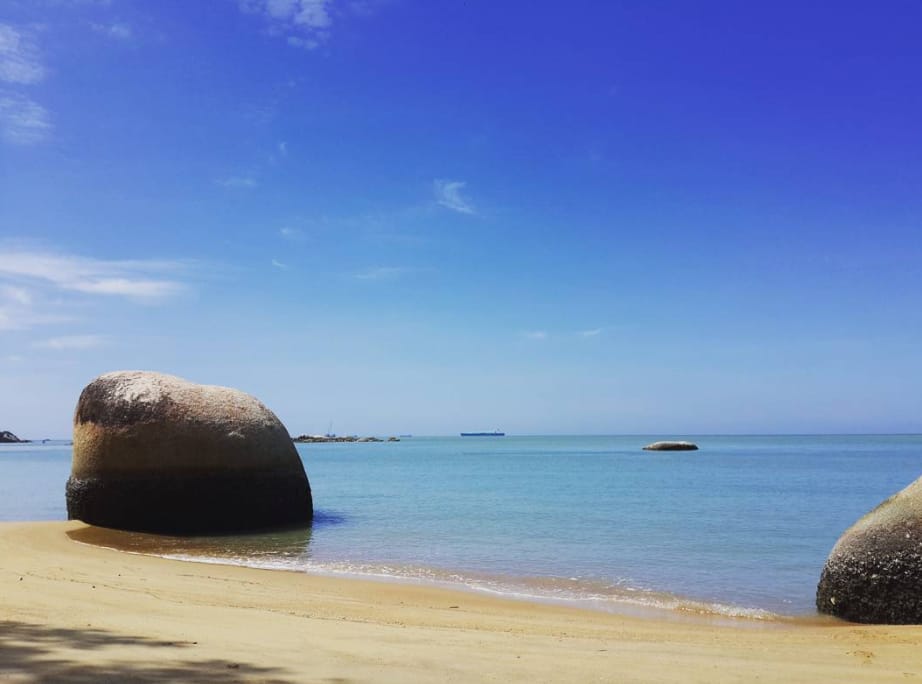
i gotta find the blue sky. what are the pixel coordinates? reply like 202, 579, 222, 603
1, 0, 920, 437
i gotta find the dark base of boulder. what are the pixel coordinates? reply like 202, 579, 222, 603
817, 554, 922, 624
66, 471, 313, 534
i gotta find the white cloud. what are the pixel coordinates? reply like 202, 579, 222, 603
0, 285, 40, 331
0, 92, 51, 144
523, 330, 548, 340
0, 248, 189, 334
0, 249, 187, 302
434, 179, 475, 215
0, 24, 45, 85
0, 285, 31, 306
73, 278, 181, 298
278, 141, 288, 155
215, 176, 257, 188
578, 328, 602, 338
0, 295, 71, 331
271, 259, 288, 270
91, 22, 133, 41
33, 334, 107, 350
279, 226, 303, 239
240, 0, 333, 50
0, 311, 71, 332
287, 36, 321, 50
353, 266, 407, 280
0, 25, 52, 146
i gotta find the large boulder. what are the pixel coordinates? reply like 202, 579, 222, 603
0, 431, 25, 443
66, 371, 312, 534
817, 476, 922, 623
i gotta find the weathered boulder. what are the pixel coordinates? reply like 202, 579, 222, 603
66, 371, 312, 534
642, 441, 698, 451
0, 431, 25, 443
817, 476, 922, 623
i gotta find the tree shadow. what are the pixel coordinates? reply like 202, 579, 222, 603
0, 620, 302, 683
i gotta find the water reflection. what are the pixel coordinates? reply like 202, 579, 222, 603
67, 509, 347, 564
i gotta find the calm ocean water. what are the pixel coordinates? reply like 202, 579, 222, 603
2, 435, 921, 619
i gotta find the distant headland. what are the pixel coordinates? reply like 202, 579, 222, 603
0, 431, 28, 443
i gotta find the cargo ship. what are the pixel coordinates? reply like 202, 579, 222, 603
460, 430, 505, 437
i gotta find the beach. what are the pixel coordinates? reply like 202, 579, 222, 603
2, 521, 920, 682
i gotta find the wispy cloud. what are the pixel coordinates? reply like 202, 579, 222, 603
0, 24, 51, 146
0, 93, 51, 144
239, 0, 333, 50
271, 259, 288, 270
434, 179, 475, 215
277, 140, 288, 156
523, 330, 548, 340
353, 266, 409, 281
0, 248, 192, 337
91, 22, 133, 41
0, 283, 71, 332
279, 226, 303, 240
0, 248, 188, 302
33, 334, 107, 350
578, 328, 602, 338
0, 24, 45, 85
215, 176, 257, 188
0, 285, 31, 306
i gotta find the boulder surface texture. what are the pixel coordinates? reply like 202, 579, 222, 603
66, 371, 312, 534
642, 441, 698, 451
817, 475, 922, 623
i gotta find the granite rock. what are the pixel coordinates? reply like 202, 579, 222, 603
66, 371, 312, 533
817, 475, 922, 623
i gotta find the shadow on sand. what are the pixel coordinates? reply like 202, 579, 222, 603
0, 620, 303, 683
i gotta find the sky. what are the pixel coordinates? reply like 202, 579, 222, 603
1, 0, 921, 438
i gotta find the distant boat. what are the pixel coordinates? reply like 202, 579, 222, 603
460, 430, 505, 437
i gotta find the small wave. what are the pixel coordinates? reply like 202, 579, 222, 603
69, 526, 785, 623
152, 552, 781, 623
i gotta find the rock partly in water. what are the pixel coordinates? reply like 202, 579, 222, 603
642, 441, 698, 451
817, 475, 922, 624
0, 431, 26, 443
66, 371, 312, 534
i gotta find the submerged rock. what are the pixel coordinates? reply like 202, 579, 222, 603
642, 441, 698, 451
817, 475, 922, 623
66, 371, 312, 534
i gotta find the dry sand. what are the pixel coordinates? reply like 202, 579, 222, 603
1, 521, 920, 683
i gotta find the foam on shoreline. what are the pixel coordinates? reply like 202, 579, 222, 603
67, 524, 816, 626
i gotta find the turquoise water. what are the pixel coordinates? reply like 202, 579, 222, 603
3, 435, 921, 618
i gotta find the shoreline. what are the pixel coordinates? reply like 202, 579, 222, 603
66, 524, 804, 626
2, 522, 921, 681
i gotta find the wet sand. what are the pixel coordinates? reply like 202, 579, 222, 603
1, 521, 920, 682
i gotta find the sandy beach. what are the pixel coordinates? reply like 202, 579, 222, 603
0, 522, 918, 682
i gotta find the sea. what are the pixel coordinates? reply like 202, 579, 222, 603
2, 435, 920, 621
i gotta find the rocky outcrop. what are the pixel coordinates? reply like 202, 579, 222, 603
642, 441, 698, 451
0, 431, 26, 443
66, 371, 312, 534
293, 434, 399, 443
817, 476, 922, 623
